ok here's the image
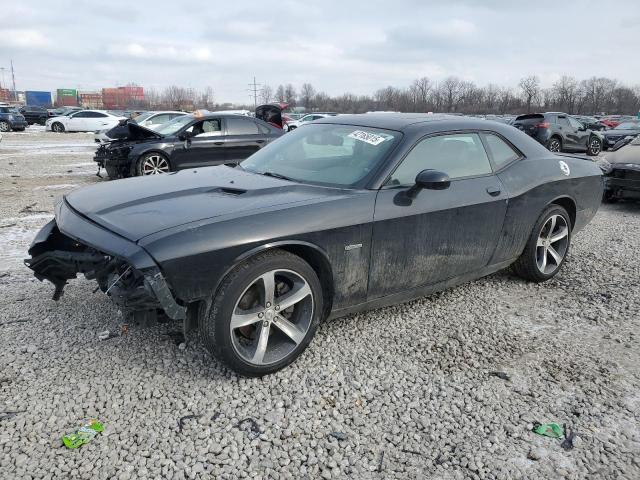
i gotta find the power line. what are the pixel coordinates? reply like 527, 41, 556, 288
247, 76, 262, 109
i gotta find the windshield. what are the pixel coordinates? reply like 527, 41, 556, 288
154, 115, 194, 136
241, 123, 401, 187
615, 122, 640, 130
133, 111, 155, 123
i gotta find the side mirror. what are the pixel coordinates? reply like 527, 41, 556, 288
406, 169, 450, 198
178, 130, 193, 141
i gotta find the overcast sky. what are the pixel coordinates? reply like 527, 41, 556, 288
1, 0, 639, 104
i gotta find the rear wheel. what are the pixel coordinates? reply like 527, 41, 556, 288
547, 137, 562, 153
513, 205, 571, 282
52, 122, 65, 133
0, 121, 10, 132
199, 250, 323, 376
135, 153, 171, 176
587, 136, 602, 156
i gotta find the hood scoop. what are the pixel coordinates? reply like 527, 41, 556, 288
210, 187, 247, 196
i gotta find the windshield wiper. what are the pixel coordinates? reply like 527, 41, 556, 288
261, 171, 294, 181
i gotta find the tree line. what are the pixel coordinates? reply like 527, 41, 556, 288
137, 76, 640, 116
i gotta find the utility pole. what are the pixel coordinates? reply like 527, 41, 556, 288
0, 67, 5, 90
10, 60, 17, 101
247, 76, 262, 109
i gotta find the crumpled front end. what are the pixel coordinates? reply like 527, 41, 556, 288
604, 164, 640, 200
24, 200, 186, 320
94, 142, 133, 179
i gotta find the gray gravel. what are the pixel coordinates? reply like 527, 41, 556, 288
1, 129, 639, 479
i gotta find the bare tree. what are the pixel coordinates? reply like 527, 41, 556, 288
261, 85, 273, 104
519, 75, 541, 113
300, 83, 316, 109
409, 77, 431, 111
275, 85, 286, 103
284, 84, 297, 106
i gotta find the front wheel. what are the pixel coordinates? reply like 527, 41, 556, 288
135, 153, 171, 176
199, 250, 323, 376
512, 205, 572, 282
51, 122, 65, 133
0, 121, 10, 132
587, 137, 602, 156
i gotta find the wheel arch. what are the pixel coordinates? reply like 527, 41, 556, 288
134, 149, 173, 175
549, 195, 576, 230
230, 241, 335, 319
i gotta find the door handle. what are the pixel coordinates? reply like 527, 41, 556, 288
256, 139, 265, 144
214, 141, 224, 145
486, 186, 501, 197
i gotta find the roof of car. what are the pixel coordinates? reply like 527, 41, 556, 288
317, 113, 502, 131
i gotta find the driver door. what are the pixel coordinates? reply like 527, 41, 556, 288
368, 132, 508, 299
171, 118, 227, 169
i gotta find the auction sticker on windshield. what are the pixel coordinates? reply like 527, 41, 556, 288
348, 130, 388, 146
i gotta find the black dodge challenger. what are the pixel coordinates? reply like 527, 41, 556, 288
25, 114, 603, 376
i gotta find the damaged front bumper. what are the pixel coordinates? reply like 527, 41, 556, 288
24, 199, 186, 320
604, 165, 640, 200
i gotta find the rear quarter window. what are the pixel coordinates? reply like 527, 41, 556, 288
482, 133, 521, 169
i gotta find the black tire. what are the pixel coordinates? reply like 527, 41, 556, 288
199, 249, 323, 376
51, 122, 65, 133
134, 152, 171, 176
547, 136, 562, 153
0, 121, 10, 132
587, 136, 602, 156
602, 190, 618, 203
512, 205, 572, 283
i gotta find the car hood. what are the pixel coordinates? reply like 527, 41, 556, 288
64, 166, 349, 242
604, 129, 640, 137
607, 144, 640, 165
106, 120, 162, 141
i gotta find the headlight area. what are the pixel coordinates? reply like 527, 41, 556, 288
24, 219, 186, 321
596, 158, 613, 174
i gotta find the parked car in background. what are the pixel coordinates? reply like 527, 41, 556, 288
255, 103, 288, 129
572, 115, 607, 131
602, 120, 640, 150
598, 116, 629, 129
286, 112, 338, 132
0, 106, 28, 132
19, 106, 49, 125
48, 107, 83, 118
27, 114, 603, 375
513, 112, 603, 155
599, 136, 640, 202
46, 110, 126, 133
94, 112, 283, 179
94, 111, 187, 143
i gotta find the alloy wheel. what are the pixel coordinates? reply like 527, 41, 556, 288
549, 139, 561, 152
536, 214, 569, 275
52, 123, 63, 133
141, 155, 170, 175
230, 269, 313, 366
0, 122, 9, 132
589, 138, 601, 155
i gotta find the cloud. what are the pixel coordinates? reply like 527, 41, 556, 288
2, 0, 640, 103
0, 29, 50, 48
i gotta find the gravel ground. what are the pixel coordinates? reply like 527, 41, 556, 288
1, 129, 639, 479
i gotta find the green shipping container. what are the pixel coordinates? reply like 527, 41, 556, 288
57, 88, 77, 97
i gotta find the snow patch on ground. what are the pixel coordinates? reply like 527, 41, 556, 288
33, 184, 78, 191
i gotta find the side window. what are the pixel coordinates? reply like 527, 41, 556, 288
557, 116, 570, 128
73, 111, 89, 118
93, 112, 108, 118
568, 117, 583, 129
256, 122, 270, 134
387, 133, 492, 186
190, 119, 222, 137
226, 117, 259, 135
482, 133, 521, 169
